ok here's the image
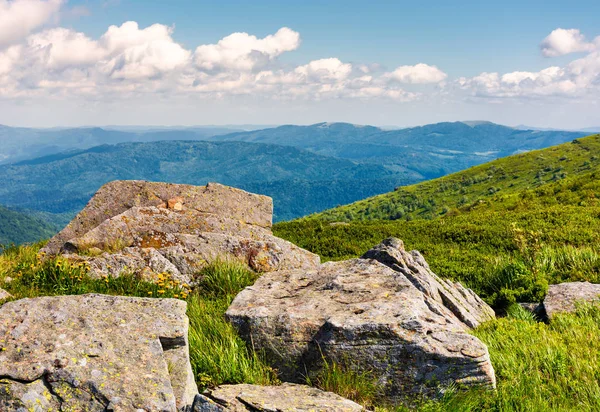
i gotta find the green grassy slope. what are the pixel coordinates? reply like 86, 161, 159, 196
275, 134, 600, 309
313, 134, 600, 222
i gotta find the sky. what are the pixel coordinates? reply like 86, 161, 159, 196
0, 0, 599, 129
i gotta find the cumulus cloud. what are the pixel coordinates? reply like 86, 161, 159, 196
457, 28, 600, 100
386, 63, 447, 84
0, 20, 424, 103
540, 28, 598, 57
0, 0, 63, 48
194, 27, 300, 71
294, 58, 353, 82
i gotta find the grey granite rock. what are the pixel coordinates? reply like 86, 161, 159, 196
40, 181, 320, 283
202, 383, 363, 412
0, 294, 197, 411
226, 239, 496, 403
543, 281, 600, 319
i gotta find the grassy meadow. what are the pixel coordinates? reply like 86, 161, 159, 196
2, 243, 600, 411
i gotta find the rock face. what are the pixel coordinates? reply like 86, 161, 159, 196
0, 294, 197, 411
226, 238, 496, 402
194, 383, 364, 412
543, 281, 600, 319
41, 181, 320, 283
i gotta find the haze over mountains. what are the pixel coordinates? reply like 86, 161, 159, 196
0, 120, 589, 244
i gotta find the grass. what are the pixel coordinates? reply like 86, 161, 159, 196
275, 206, 600, 310
309, 359, 379, 408
310, 134, 600, 222
3, 242, 600, 410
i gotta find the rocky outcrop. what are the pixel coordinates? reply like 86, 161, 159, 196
543, 281, 600, 319
41, 181, 320, 283
193, 383, 364, 411
226, 238, 496, 403
361, 238, 495, 328
0, 294, 197, 411
0, 288, 10, 300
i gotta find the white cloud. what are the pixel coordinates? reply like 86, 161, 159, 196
386, 63, 447, 84
0, 0, 63, 48
99, 22, 190, 79
27, 28, 105, 69
294, 58, 352, 82
194, 27, 300, 71
540, 28, 597, 57
457, 28, 600, 100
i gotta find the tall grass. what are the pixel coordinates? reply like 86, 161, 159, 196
187, 294, 277, 389
308, 358, 379, 408
196, 258, 259, 297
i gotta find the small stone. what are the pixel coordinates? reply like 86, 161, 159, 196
543, 282, 600, 319
168, 197, 184, 210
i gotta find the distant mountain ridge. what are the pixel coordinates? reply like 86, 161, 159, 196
0, 140, 412, 225
0, 125, 241, 165
208, 121, 587, 179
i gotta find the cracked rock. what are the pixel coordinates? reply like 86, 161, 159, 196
41, 181, 319, 283
0, 294, 197, 411
226, 238, 496, 403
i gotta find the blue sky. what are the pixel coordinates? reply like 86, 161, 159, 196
0, 0, 599, 128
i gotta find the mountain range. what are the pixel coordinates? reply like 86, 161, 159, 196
0, 120, 590, 244
0, 140, 410, 226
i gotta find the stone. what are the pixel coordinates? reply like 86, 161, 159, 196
0, 294, 198, 411
169, 197, 185, 211
226, 238, 496, 403
0, 288, 11, 300
361, 238, 495, 328
41, 181, 320, 283
518, 302, 546, 320
543, 281, 600, 319
42, 180, 274, 256
198, 383, 364, 412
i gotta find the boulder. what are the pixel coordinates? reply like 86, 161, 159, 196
543, 281, 600, 319
194, 383, 364, 412
0, 294, 197, 411
361, 238, 495, 328
41, 181, 320, 283
226, 238, 496, 403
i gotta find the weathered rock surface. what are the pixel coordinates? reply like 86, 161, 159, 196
226, 238, 495, 402
362, 238, 495, 328
543, 281, 600, 319
194, 383, 364, 412
41, 181, 320, 283
0, 294, 197, 411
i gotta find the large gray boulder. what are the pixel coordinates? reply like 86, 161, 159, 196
226, 238, 496, 403
193, 383, 364, 411
543, 281, 600, 319
41, 181, 320, 283
0, 294, 197, 411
